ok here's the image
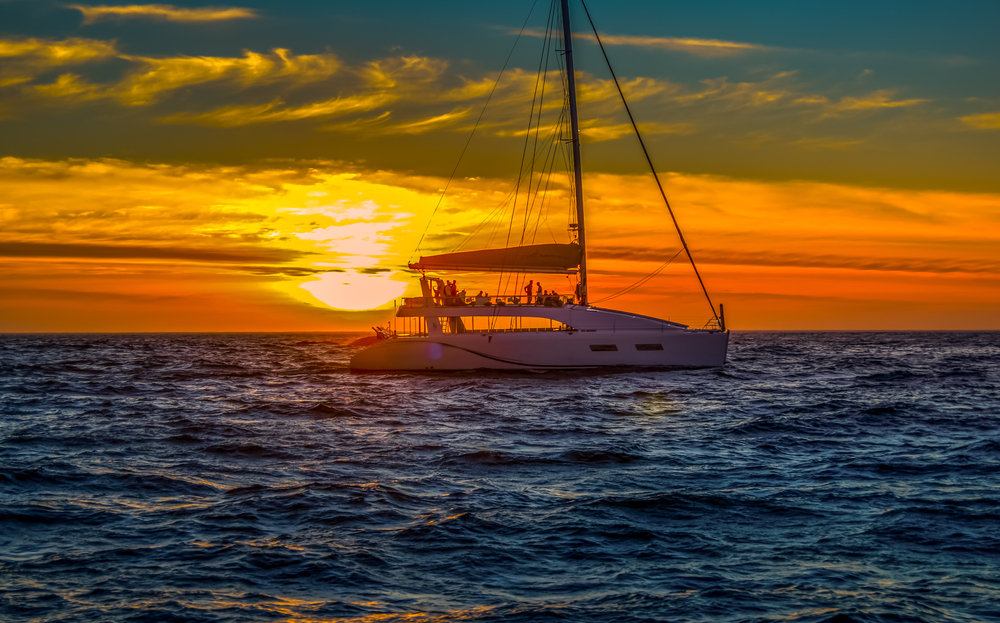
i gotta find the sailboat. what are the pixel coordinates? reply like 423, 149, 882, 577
350, 0, 729, 372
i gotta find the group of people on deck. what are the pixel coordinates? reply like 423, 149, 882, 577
431, 278, 568, 307
433, 280, 466, 306
523, 280, 563, 306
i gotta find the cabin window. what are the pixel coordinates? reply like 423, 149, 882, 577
635, 344, 664, 351
589, 344, 618, 352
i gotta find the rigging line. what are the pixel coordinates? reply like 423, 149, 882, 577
519, 0, 557, 247
521, 105, 561, 244
509, 0, 562, 307
485, 189, 519, 249
497, 0, 558, 304
455, 183, 519, 253
590, 249, 684, 305
528, 108, 566, 244
410, 0, 541, 263
497, 0, 552, 292
579, 0, 720, 324
527, 103, 566, 220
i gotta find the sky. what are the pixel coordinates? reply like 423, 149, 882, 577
1, 0, 998, 331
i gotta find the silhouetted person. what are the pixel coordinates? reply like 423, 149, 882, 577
524, 280, 534, 304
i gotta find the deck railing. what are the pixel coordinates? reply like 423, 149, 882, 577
402, 294, 574, 308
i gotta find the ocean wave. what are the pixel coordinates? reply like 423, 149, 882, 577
2, 331, 999, 621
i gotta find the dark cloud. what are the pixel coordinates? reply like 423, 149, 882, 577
0, 241, 314, 263
591, 245, 1000, 275
235, 265, 344, 276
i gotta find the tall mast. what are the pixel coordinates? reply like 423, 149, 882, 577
561, 0, 588, 306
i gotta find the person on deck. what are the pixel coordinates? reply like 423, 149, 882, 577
524, 280, 534, 305
536, 282, 543, 304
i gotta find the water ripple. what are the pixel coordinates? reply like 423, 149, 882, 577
1, 331, 998, 622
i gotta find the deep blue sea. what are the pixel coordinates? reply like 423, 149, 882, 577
2, 332, 999, 623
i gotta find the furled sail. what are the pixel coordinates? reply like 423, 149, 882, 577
409, 243, 581, 274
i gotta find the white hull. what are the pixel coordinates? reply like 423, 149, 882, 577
350, 327, 728, 372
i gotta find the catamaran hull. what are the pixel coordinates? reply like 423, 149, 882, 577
349, 329, 728, 372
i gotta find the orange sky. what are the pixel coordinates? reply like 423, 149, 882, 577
1, 1, 999, 331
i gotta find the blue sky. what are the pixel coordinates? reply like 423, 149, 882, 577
2, 0, 998, 189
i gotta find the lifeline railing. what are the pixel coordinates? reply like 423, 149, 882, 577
402, 294, 575, 308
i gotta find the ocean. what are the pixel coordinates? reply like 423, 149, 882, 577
1, 331, 998, 622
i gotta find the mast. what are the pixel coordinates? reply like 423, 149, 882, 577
561, 0, 588, 306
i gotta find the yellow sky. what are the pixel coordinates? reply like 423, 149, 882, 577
2, 156, 997, 331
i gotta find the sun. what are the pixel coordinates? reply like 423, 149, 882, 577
298, 270, 410, 311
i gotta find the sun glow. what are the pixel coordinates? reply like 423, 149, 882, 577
298, 271, 409, 311
1, 156, 998, 330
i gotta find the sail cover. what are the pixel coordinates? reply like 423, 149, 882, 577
410, 243, 581, 274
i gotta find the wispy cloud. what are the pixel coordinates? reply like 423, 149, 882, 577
0, 241, 309, 263
581, 121, 693, 142
357, 56, 449, 90
0, 37, 116, 86
33, 72, 106, 100
390, 107, 472, 134
31, 48, 341, 105
578, 32, 771, 58
670, 74, 796, 109
959, 112, 1000, 129
518, 28, 771, 58
69, 4, 257, 24
159, 93, 398, 126
791, 136, 864, 150
115, 49, 341, 105
796, 89, 928, 118
495, 118, 692, 142
0, 37, 117, 62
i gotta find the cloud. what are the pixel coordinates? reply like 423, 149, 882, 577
791, 137, 864, 150
496, 118, 692, 142
115, 49, 342, 105
582, 121, 693, 142
578, 32, 772, 58
33, 73, 106, 100
0, 241, 310, 263
519, 28, 771, 58
159, 92, 397, 126
664, 74, 799, 111
29, 48, 342, 106
0, 37, 116, 86
388, 107, 472, 134
319, 111, 393, 133
357, 55, 449, 90
795, 89, 929, 118
145, 55, 451, 127
577, 76, 676, 104
69, 4, 257, 24
959, 112, 1000, 130
322, 108, 472, 135
590, 246, 1000, 275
